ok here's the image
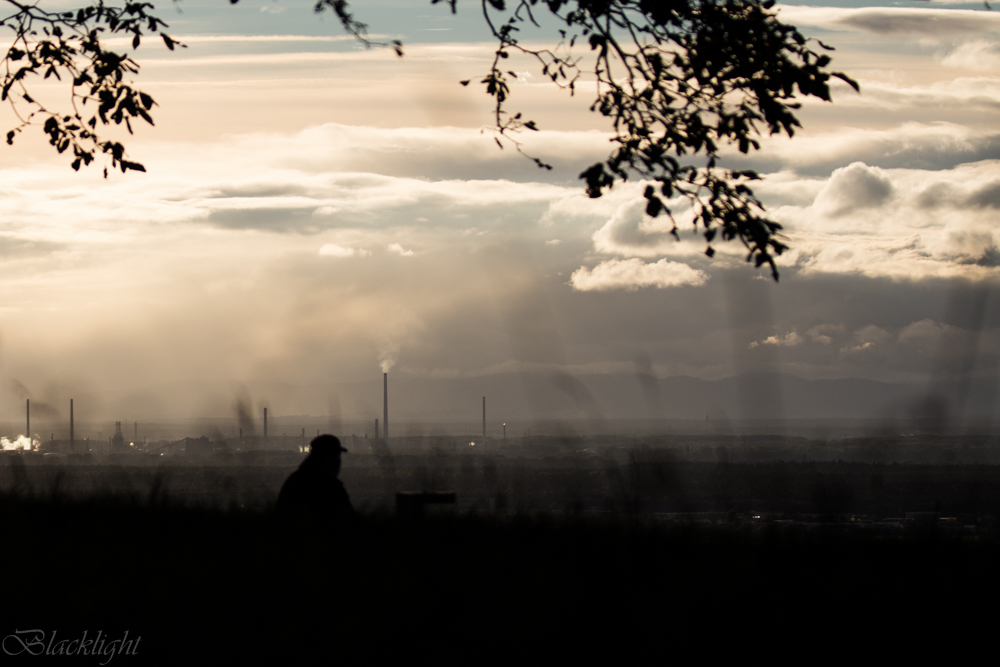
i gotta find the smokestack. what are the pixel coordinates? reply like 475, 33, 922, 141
134, 421, 137, 444
383, 372, 389, 443
263, 407, 268, 439
26, 398, 29, 441
482, 396, 486, 445
375, 418, 379, 440
70, 399, 74, 454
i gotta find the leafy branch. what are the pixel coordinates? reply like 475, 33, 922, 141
470, 0, 859, 279
311, 0, 404, 55
0, 0, 188, 175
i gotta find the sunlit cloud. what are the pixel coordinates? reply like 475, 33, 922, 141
387, 243, 415, 256
941, 40, 1000, 70
570, 258, 709, 292
749, 332, 803, 349
319, 243, 370, 257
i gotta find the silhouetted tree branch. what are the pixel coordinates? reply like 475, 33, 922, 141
464, 0, 859, 278
0, 0, 180, 176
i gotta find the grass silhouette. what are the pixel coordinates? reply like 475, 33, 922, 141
2, 483, 998, 661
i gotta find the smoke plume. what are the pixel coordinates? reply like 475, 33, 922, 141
378, 341, 400, 374
233, 386, 256, 437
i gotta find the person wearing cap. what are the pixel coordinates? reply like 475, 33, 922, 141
275, 434, 354, 523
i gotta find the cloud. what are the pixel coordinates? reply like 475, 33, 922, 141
807, 324, 845, 345
813, 162, 894, 217
749, 332, 803, 349
545, 239, 561, 246
587, 195, 720, 260
778, 6, 1000, 36
570, 258, 708, 292
767, 159, 1000, 280
942, 40, 1000, 70
735, 123, 1000, 177
967, 181, 1000, 208
841, 325, 893, 355
102, 34, 364, 46
12, 124, 585, 236
197, 123, 610, 187
591, 198, 679, 258
319, 244, 370, 258
821, 77, 1000, 116
898, 318, 944, 346
387, 243, 415, 256
208, 206, 321, 232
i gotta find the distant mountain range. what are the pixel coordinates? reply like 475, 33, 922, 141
289, 371, 998, 425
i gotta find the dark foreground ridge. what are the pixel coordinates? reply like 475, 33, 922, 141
1, 490, 998, 662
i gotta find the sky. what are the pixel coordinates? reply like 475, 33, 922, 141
0, 0, 999, 427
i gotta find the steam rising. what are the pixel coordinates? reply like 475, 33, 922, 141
378, 341, 399, 374
2, 435, 35, 451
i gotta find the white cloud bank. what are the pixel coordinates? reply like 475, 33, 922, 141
570, 258, 708, 292
777, 5, 1000, 36
771, 159, 1000, 280
942, 40, 1000, 70
565, 156, 1000, 284
318, 243, 370, 257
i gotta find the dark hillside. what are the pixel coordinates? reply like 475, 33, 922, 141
1, 492, 997, 662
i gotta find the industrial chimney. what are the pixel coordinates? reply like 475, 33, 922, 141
482, 396, 486, 445
263, 407, 268, 439
26, 398, 29, 442
383, 372, 389, 443
70, 399, 74, 454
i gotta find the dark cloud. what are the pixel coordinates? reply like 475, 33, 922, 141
206, 207, 323, 232
0, 236, 63, 259
206, 184, 314, 199
967, 181, 1000, 208
977, 247, 1000, 268
917, 181, 958, 209
958, 246, 1000, 267
724, 133, 1000, 178
838, 9, 993, 36
200, 189, 557, 233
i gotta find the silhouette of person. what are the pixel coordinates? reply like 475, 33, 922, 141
275, 434, 353, 523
